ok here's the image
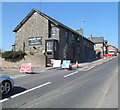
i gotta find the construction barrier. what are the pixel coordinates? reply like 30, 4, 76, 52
62, 60, 72, 70
53, 60, 61, 68
20, 63, 32, 74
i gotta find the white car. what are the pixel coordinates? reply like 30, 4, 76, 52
0, 75, 14, 95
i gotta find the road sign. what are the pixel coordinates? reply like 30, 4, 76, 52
62, 60, 70, 68
20, 63, 32, 73
53, 60, 61, 67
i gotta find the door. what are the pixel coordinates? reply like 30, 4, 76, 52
45, 39, 58, 67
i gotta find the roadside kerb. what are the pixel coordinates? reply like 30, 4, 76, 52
79, 57, 115, 71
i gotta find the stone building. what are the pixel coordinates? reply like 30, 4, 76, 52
13, 9, 95, 67
88, 35, 107, 58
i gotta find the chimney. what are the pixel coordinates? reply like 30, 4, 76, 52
90, 35, 93, 39
76, 28, 83, 35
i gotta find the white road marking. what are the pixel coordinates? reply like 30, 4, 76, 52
64, 71, 78, 78
0, 82, 51, 103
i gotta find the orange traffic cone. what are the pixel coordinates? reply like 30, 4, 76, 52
76, 61, 79, 68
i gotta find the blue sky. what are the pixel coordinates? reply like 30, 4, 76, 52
2, 2, 118, 51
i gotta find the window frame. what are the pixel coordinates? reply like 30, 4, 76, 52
46, 41, 53, 51
51, 26, 57, 36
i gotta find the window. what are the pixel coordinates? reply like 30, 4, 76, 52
109, 51, 114, 53
71, 34, 74, 41
47, 41, 53, 51
51, 26, 57, 35
76, 37, 80, 43
65, 31, 68, 38
28, 37, 42, 46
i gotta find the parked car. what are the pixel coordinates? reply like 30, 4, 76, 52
0, 75, 14, 95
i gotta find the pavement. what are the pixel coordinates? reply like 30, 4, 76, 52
0, 57, 116, 79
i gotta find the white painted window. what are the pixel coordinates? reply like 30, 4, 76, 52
51, 26, 57, 35
47, 41, 53, 51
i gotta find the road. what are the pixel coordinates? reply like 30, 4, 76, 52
1, 57, 118, 108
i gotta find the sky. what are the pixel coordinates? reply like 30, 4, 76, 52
1, 2, 118, 51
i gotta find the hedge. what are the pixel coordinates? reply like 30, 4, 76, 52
2, 51, 27, 59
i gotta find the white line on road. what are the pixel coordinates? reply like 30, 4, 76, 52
64, 71, 78, 78
0, 82, 51, 103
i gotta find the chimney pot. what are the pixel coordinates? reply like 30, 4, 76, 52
90, 35, 92, 39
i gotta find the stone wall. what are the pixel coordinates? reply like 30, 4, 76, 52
0, 53, 45, 69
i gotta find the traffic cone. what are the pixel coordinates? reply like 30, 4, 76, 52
76, 61, 79, 68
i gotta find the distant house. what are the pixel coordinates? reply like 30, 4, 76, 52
107, 45, 118, 54
13, 9, 95, 67
88, 35, 107, 58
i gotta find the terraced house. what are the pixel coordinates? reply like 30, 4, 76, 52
13, 9, 95, 67
88, 35, 108, 58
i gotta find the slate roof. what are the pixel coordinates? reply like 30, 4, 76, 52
88, 37, 104, 43
13, 9, 94, 44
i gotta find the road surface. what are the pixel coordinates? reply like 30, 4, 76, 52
1, 57, 118, 108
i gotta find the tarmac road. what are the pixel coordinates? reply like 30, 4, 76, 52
1, 57, 118, 108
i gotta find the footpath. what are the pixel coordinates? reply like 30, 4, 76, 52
0, 57, 116, 79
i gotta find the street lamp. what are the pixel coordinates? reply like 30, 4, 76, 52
81, 19, 85, 62
81, 19, 85, 35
